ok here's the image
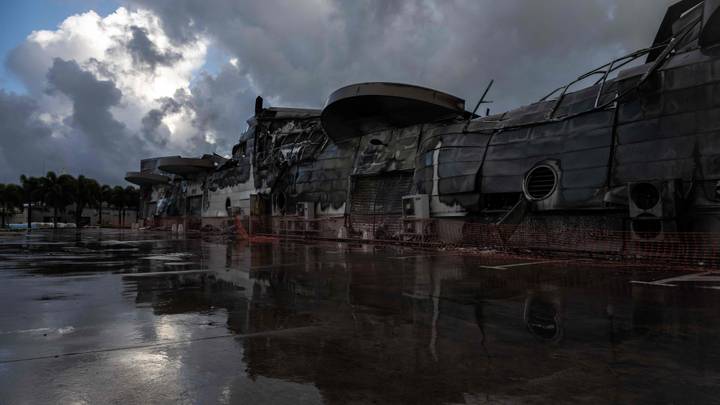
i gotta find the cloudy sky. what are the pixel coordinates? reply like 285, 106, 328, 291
0, 0, 677, 185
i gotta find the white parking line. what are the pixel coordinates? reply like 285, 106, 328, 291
478, 260, 572, 270
123, 270, 209, 278
631, 271, 720, 288
390, 254, 459, 260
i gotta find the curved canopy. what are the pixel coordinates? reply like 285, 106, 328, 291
157, 157, 216, 176
321, 82, 470, 142
701, 0, 720, 47
125, 172, 170, 186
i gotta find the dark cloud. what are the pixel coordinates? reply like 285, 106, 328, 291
187, 64, 256, 152
45, 58, 152, 182
0, 59, 150, 184
140, 96, 181, 147
0, 1, 681, 184
128, 0, 676, 112
5, 40, 51, 96
46, 58, 124, 143
137, 63, 256, 155
127, 25, 182, 70
0, 9, 207, 185
0, 91, 56, 182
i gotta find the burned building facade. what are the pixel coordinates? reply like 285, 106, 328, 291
127, 0, 720, 253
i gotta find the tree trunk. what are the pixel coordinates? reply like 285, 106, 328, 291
98, 204, 103, 228
53, 206, 58, 229
27, 201, 32, 230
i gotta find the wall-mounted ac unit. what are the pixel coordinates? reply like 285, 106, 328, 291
296, 202, 316, 220
402, 195, 430, 219
402, 195, 432, 236
630, 217, 678, 242
628, 180, 681, 241
628, 181, 680, 219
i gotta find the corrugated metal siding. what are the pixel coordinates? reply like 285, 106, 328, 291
414, 128, 491, 208
294, 139, 358, 209
614, 50, 720, 184
353, 126, 421, 176
350, 172, 414, 215
481, 110, 615, 208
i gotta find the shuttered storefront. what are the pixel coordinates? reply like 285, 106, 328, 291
350, 172, 413, 233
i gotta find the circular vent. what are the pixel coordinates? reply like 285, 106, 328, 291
630, 183, 660, 210
524, 297, 562, 342
524, 165, 558, 200
632, 215, 663, 240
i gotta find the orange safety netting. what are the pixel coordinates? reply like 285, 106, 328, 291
248, 215, 720, 269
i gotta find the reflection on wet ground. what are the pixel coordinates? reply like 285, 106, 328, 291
1, 230, 720, 404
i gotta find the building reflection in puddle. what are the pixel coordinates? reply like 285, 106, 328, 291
121, 240, 720, 404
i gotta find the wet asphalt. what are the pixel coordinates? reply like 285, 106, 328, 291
1, 229, 720, 404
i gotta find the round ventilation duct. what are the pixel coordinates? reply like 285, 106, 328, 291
630, 183, 661, 211
524, 165, 558, 200
523, 295, 563, 343
632, 215, 664, 240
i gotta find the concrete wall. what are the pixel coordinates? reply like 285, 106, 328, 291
7, 205, 138, 228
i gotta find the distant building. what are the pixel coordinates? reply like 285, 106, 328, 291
8, 203, 137, 228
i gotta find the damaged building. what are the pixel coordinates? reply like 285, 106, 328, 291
127, 0, 720, 257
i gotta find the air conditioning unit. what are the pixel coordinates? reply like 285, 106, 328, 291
628, 181, 680, 219
402, 195, 433, 236
628, 180, 681, 241
402, 195, 430, 219
631, 217, 678, 242
296, 202, 316, 220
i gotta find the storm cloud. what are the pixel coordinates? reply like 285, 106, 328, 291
1, 0, 680, 184
128, 0, 678, 111
127, 25, 182, 70
0, 91, 55, 178
1, 8, 211, 183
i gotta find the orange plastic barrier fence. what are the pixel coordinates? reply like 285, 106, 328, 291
248, 215, 720, 268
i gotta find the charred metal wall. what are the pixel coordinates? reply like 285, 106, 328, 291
614, 50, 720, 191
415, 123, 492, 213
353, 125, 422, 175
294, 140, 357, 211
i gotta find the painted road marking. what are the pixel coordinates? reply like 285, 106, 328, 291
631, 271, 720, 289
0, 326, 322, 364
478, 260, 573, 270
123, 270, 210, 278
390, 254, 463, 260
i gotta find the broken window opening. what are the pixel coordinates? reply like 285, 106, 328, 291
424, 151, 435, 167
225, 198, 232, 217
236, 141, 247, 157
482, 193, 522, 212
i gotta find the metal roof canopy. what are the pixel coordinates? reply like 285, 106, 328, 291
125, 172, 170, 186
157, 156, 216, 176
321, 82, 469, 142
701, 0, 720, 47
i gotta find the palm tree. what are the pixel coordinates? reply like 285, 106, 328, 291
98, 185, 112, 227
20, 175, 42, 230
74, 176, 100, 227
40, 172, 76, 229
0, 183, 23, 228
110, 186, 126, 228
